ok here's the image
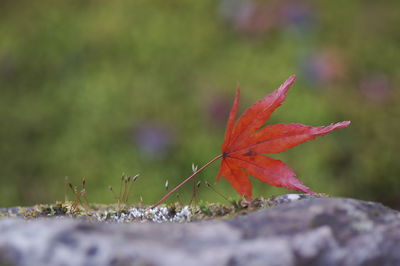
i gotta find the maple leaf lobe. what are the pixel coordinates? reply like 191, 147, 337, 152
217, 75, 350, 200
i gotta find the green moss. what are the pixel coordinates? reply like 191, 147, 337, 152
0, 197, 277, 222
199, 201, 213, 217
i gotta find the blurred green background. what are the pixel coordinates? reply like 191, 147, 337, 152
1, 0, 399, 208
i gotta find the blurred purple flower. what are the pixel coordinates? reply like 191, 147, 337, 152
278, 1, 314, 31
359, 74, 391, 103
218, 0, 315, 37
301, 49, 346, 87
205, 94, 232, 127
132, 123, 175, 160
218, 0, 277, 37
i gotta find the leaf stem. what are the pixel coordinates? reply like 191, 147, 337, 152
149, 154, 223, 209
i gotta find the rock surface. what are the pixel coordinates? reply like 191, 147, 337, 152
1, 197, 400, 266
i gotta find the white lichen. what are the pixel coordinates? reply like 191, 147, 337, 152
92, 205, 193, 223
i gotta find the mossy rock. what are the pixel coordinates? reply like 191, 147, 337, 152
0, 194, 321, 223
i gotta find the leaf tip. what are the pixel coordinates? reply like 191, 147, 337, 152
335, 120, 351, 129
286, 75, 297, 86
235, 82, 241, 96
278, 75, 297, 94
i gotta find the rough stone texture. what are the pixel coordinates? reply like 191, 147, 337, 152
1, 197, 400, 266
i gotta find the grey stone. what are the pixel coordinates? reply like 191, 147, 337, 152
1, 197, 400, 266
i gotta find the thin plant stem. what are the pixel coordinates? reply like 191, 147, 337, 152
72, 187, 81, 210
118, 175, 124, 210
205, 181, 230, 203
189, 166, 199, 206
176, 193, 182, 206
121, 177, 129, 205
139, 196, 144, 208
124, 174, 139, 204
64, 177, 69, 202
109, 186, 118, 200
68, 183, 76, 197
191, 181, 201, 207
189, 180, 196, 206
149, 154, 223, 209
81, 190, 92, 210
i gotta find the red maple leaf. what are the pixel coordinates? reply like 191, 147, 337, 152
216, 75, 350, 200
151, 75, 350, 208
